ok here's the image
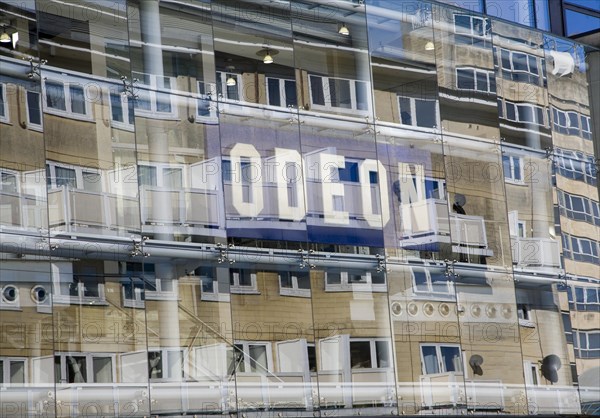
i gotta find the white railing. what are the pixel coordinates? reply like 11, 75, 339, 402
140, 186, 221, 227
450, 213, 487, 248
512, 238, 561, 269
0, 190, 47, 230
527, 385, 581, 415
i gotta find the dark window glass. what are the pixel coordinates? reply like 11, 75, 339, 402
350, 341, 372, 368
110, 93, 123, 122
476, 71, 488, 91
46, 81, 66, 110
355, 81, 368, 110
27, 91, 41, 125
329, 78, 351, 109
284, 80, 297, 108
268, 78, 280, 107
398, 97, 412, 125
338, 162, 359, 182
457, 69, 475, 89
310, 76, 325, 106
415, 99, 436, 128
69, 85, 86, 114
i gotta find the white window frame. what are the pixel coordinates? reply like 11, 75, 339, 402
503, 154, 525, 183
54, 352, 116, 384
504, 101, 547, 126
122, 278, 145, 308
410, 267, 455, 299
517, 304, 535, 327
25, 90, 43, 131
216, 71, 242, 102
130, 71, 177, 119
147, 348, 187, 381
199, 271, 230, 302
575, 331, 600, 356
308, 74, 371, 115
453, 14, 491, 38
419, 343, 465, 376
572, 285, 600, 309
581, 114, 592, 139
108, 90, 135, 131
0, 82, 9, 123
229, 269, 259, 294
349, 338, 392, 370
195, 81, 218, 123
397, 95, 439, 129
500, 49, 541, 78
233, 341, 273, 374
42, 78, 93, 121
279, 272, 311, 298
0, 169, 19, 194
0, 357, 27, 385
0, 284, 20, 310
324, 270, 387, 292
137, 162, 186, 189
571, 236, 599, 259
46, 162, 102, 191
524, 361, 540, 385
52, 275, 106, 305
144, 277, 178, 301
265, 76, 297, 110
455, 67, 496, 93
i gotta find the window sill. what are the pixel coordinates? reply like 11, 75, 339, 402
230, 287, 260, 295
123, 300, 145, 308
44, 108, 94, 123
518, 319, 536, 328
52, 296, 108, 306
279, 289, 311, 298
201, 292, 231, 302
325, 284, 387, 293
504, 179, 527, 186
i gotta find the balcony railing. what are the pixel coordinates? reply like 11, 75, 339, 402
0, 190, 47, 230
512, 238, 561, 269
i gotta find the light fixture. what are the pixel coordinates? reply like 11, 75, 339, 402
425, 41, 435, 51
225, 64, 236, 86
257, 48, 278, 64
0, 28, 10, 43
338, 23, 350, 36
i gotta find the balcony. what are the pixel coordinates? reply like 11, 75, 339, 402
399, 199, 492, 257
419, 373, 504, 411
0, 190, 47, 231
512, 238, 561, 270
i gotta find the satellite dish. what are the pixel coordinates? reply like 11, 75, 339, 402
541, 355, 561, 383
469, 354, 484, 376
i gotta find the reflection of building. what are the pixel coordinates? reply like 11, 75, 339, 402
0, 0, 598, 417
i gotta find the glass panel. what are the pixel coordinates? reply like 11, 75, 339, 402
565, 9, 600, 36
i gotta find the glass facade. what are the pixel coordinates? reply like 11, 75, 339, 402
0, 0, 598, 416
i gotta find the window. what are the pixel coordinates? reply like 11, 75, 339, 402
137, 163, 184, 189
456, 68, 496, 93
309, 75, 370, 113
43, 80, 91, 119
0, 358, 26, 384
109, 91, 135, 129
503, 101, 546, 126
0, 285, 19, 309
45, 162, 101, 192
454, 14, 491, 38
563, 233, 600, 264
0, 170, 18, 194
216, 71, 241, 101
555, 148, 596, 186
349, 339, 392, 369
411, 267, 455, 298
398, 96, 438, 129
552, 107, 583, 136
229, 269, 259, 294
517, 304, 535, 327
54, 353, 114, 383
131, 72, 175, 117
524, 361, 539, 385
144, 277, 178, 300
53, 275, 106, 305
122, 278, 145, 308
581, 115, 592, 140
198, 267, 230, 302
0, 83, 8, 123
231, 342, 272, 374
26, 90, 42, 130
558, 191, 600, 226
148, 349, 185, 380
571, 285, 600, 312
266, 77, 297, 109
499, 49, 543, 84
420, 344, 464, 375
503, 155, 524, 182
279, 271, 311, 298
325, 270, 386, 292
574, 331, 600, 359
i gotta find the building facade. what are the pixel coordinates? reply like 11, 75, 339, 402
0, 0, 598, 416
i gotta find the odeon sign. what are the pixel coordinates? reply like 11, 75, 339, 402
225, 142, 434, 229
